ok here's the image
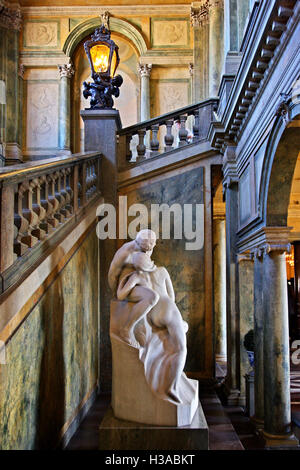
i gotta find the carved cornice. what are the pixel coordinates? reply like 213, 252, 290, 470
0, 1, 22, 31
211, 1, 297, 150
58, 63, 75, 79
137, 63, 152, 78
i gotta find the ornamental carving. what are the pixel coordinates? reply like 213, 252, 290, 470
137, 64, 152, 78
190, 0, 222, 27
0, 1, 22, 31
58, 63, 75, 79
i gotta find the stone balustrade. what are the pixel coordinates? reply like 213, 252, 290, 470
0, 151, 102, 294
118, 98, 218, 167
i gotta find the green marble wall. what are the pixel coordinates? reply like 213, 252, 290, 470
0, 229, 99, 450
123, 167, 206, 373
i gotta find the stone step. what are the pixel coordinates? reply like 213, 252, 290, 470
199, 386, 244, 450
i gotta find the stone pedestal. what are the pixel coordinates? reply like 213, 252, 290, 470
110, 300, 199, 427
99, 405, 209, 451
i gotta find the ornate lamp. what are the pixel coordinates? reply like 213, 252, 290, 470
83, 18, 123, 109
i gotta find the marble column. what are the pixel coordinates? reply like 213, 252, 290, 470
262, 244, 298, 447
18, 64, 25, 154
213, 217, 227, 362
238, 253, 254, 405
138, 63, 152, 150
58, 63, 75, 154
224, 179, 240, 404
252, 251, 264, 428
137, 63, 152, 122
208, 0, 224, 97
191, 2, 209, 101
1, 3, 22, 164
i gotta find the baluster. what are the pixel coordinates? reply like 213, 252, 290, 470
71, 165, 79, 212
47, 174, 60, 228
164, 119, 174, 151
39, 175, 54, 234
136, 129, 146, 160
31, 178, 46, 240
53, 171, 65, 223
86, 162, 92, 199
179, 114, 188, 146
193, 109, 200, 142
126, 134, 133, 162
150, 124, 160, 155
14, 184, 29, 257
20, 182, 39, 248
60, 169, 71, 218
65, 167, 74, 214
90, 160, 97, 196
0, 185, 16, 270
79, 162, 87, 207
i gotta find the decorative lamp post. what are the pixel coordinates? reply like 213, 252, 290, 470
83, 21, 123, 109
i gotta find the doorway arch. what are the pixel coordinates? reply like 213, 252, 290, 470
63, 16, 148, 59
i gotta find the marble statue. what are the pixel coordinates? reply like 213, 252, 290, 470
109, 229, 199, 426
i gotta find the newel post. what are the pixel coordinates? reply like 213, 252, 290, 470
80, 108, 121, 391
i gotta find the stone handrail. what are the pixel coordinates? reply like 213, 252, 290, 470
0, 151, 102, 293
118, 98, 218, 165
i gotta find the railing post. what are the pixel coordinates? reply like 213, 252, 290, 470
0, 185, 15, 272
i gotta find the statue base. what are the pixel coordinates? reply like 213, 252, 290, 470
99, 405, 209, 450
110, 300, 199, 427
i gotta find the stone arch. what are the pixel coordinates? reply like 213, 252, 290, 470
259, 100, 300, 227
63, 17, 147, 59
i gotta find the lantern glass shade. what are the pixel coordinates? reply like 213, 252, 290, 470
90, 44, 110, 74
110, 50, 118, 77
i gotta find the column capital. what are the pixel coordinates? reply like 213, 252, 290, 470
0, 1, 22, 31
189, 63, 194, 77
250, 227, 292, 257
58, 63, 75, 79
190, 2, 209, 27
137, 63, 152, 78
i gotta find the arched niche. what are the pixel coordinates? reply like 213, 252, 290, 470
259, 101, 300, 227
63, 16, 147, 59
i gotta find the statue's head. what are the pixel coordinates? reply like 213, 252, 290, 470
132, 252, 156, 272
135, 229, 157, 252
